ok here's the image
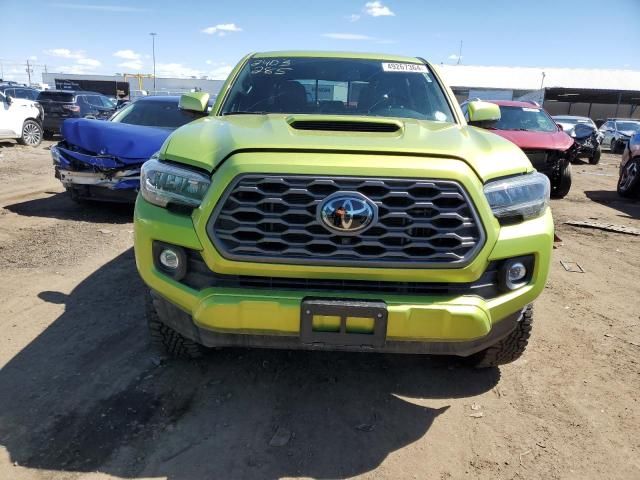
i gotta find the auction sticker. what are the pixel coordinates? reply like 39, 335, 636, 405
382, 63, 428, 73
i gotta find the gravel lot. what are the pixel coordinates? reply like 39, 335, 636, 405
0, 138, 638, 480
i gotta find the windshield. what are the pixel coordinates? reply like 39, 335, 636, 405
494, 105, 558, 132
615, 121, 640, 132
220, 57, 455, 122
110, 99, 205, 129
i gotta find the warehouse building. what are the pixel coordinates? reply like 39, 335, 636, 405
438, 64, 640, 122
41, 72, 224, 99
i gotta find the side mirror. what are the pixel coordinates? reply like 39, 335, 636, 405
179, 92, 210, 113
557, 124, 564, 131
466, 100, 501, 123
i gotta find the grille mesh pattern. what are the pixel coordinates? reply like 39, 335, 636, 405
208, 175, 484, 268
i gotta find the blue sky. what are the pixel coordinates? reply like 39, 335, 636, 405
2, 0, 639, 84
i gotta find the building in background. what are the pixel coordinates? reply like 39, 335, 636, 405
41, 72, 224, 99
438, 65, 640, 122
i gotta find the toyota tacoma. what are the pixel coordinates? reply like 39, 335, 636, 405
134, 52, 553, 367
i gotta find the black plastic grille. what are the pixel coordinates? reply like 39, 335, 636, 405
182, 250, 500, 299
208, 175, 485, 268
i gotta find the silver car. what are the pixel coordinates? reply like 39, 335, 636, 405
599, 118, 640, 154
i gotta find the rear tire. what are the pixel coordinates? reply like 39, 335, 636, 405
589, 146, 601, 165
465, 305, 533, 368
617, 158, 640, 198
551, 162, 572, 198
146, 290, 204, 359
17, 119, 42, 147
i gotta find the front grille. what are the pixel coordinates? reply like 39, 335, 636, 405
522, 149, 560, 175
208, 175, 485, 268
183, 250, 500, 299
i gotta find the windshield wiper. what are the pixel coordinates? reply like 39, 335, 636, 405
222, 111, 268, 116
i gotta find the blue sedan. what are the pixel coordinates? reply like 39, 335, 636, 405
51, 96, 209, 203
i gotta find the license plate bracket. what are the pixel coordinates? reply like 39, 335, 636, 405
300, 298, 388, 348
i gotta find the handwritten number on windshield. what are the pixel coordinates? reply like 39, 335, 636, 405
251, 59, 293, 75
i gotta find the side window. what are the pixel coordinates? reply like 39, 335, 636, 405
600, 121, 611, 131
5, 88, 16, 98
14, 88, 28, 99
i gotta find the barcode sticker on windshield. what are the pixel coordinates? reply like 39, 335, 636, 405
382, 63, 428, 73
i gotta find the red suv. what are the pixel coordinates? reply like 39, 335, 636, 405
463, 100, 574, 198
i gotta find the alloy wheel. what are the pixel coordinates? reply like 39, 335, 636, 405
22, 122, 42, 146
619, 161, 638, 191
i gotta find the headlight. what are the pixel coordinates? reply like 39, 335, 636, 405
140, 156, 211, 208
483, 172, 550, 223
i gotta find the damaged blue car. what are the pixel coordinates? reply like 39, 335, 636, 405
51, 95, 210, 203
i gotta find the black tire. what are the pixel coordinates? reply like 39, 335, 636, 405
17, 119, 42, 147
465, 305, 533, 368
146, 290, 204, 359
589, 146, 601, 165
617, 158, 640, 198
65, 187, 85, 203
551, 162, 572, 198
610, 139, 621, 154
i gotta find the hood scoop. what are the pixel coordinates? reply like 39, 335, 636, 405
289, 118, 401, 133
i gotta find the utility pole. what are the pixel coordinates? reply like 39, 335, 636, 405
457, 40, 463, 65
150, 32, 157, 93
25, 59, 33, 85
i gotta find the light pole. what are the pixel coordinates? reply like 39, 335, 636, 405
150, 32, 157, 93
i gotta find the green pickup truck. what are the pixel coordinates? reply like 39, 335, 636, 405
134, 51, 553, 367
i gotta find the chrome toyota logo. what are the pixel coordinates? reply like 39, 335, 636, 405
318, 192, 378, 235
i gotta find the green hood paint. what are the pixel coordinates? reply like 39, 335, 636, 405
161, 114, 532, 182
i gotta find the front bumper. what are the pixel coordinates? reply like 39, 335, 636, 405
52, 144, 141, 202
134, 151, 554, 352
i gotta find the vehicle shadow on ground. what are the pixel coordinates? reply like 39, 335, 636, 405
0, 249, 499, 480
4, 191, 134, 224
584, 190, 640, 219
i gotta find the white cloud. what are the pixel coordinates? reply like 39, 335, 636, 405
77, 57, 101, 67
448, 54, 462, 61
210, 64, 233, 80
51, 3, 148, 12
118, 60, 143, 71
29, 55, 38, 61
44, 48, 84, 59
322, 33, 374, 40
347, 14, 361, 22
205, 59, 213, 65
113, 49, 141, 61
201, 23, 242, 36
364, 1, 394, 17
58, 64, 98, 75
44, 48, 101, 73
156, 63, 204, 78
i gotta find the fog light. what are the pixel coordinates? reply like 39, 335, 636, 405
498, 256, 534, 293
159, 249, 180, 270
507, 262, 527, 284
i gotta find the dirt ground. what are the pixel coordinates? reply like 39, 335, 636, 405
0, 138, 638, 480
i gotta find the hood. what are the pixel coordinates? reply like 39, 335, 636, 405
162, 114, 533, 182
618, 130, 637, 138
491, 128, 574, 151
10, 97, 37, 108
61, 118, 171, 163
